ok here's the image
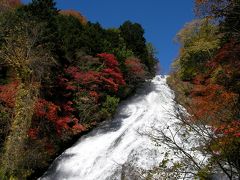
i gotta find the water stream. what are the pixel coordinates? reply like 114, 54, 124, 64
40, 76, 194, 180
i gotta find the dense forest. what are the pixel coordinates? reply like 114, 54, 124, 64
0, 0, 157, 179
168, 0, 240, 178
1, 0, 240, 179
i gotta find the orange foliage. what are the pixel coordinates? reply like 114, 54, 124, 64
192, 74, 206, 85
189, 40, 240, 125
60, 10, 87, 25
63, 53, 125, 93
97, 53, 119, 68
9, 0, 21, 6
191, 83, 237, 122
0, 0, 21, 10
195, 0, 207, 4
125, 58, 146, 78
211, 42, 240, 69
72, 123, 86, 134
34, 98, 85, 136
0, 81, 19, 108
62, 101, 75, 113
89, 91, 99, 102
28, 128, 39, 140
98, 53, 126, 91
208, 41, 240, 65
65, 67, 101, 86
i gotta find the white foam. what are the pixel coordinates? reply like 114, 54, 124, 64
40, 76, 204, 180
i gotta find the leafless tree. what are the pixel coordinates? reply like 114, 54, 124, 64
139, 102, 239, 179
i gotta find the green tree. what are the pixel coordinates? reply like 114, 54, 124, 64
17, 0, 61, 57
175, 18, 220, 80
120, 22, 148, 61
22, 0, 58, 20
55, 14, 84, 60
0, 11, 55, 178
220, 0, 240, 40
100, 96, 120, 119
120, 21, 157, 74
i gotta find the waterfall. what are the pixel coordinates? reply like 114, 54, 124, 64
40, 76, 203, 180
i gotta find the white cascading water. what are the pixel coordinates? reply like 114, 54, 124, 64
40, 76, 203, 180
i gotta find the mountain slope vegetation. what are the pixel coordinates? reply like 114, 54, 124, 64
168, 0, 240, 178
0, 0, 157, 179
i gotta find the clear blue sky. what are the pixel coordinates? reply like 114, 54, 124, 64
22, 0, 194, 74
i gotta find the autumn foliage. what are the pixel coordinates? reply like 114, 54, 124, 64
0, 0, 157, 178
62, 53, 125, 93
98, 53, 126, 91
0, 0, 21, 10
32, 96, 86, 137
169, 1, 240, 177
59, 10, 87, 25
0, 81, 18, 108
125, 57, 146, 83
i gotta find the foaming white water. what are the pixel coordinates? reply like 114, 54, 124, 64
40, 76, 197, 180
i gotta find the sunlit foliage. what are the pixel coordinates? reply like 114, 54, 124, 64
168, 0, 240, 178
0, 0, 157, 178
